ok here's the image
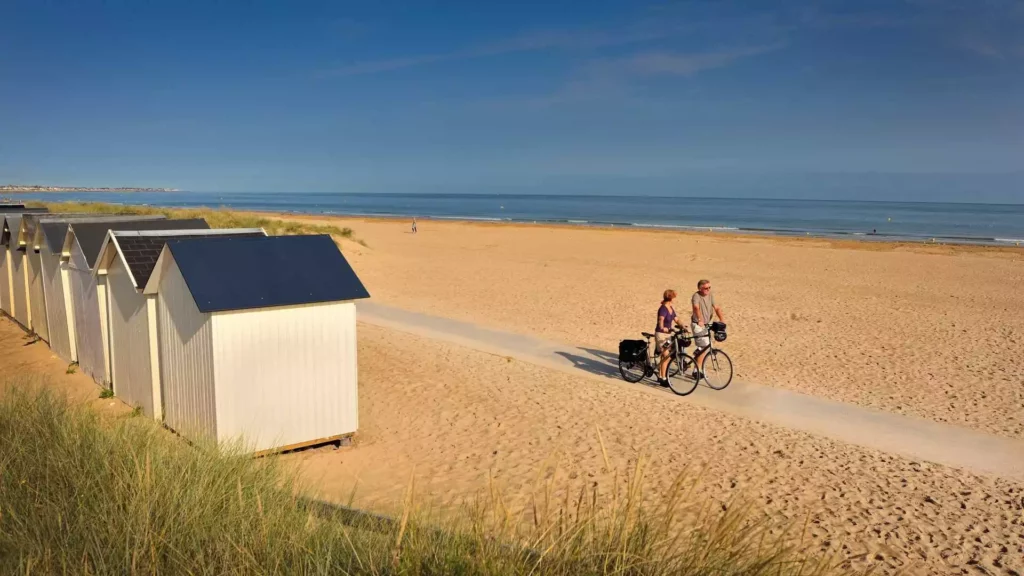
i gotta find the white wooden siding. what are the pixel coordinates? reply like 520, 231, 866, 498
68, 244, 105, 383
211, 301, 359, 452
157, 256, 217, 440
60, 262, 79, 362
0, 249, 9, 314
28, 251, 48, 342
41, 246, 74, 362
11, 250, 29, 328
108, 257, 155, 416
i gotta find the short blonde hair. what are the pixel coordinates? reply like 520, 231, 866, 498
662, 289, 677, 303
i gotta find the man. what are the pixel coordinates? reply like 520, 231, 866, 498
691, 279, 725, 380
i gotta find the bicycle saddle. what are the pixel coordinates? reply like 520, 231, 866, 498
641, 332, 655, 338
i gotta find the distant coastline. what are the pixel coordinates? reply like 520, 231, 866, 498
1, 184, 177, 193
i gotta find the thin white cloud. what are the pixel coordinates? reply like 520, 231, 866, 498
962, 37, 1005, 59
580, 43, 785, 79
318, 26, 669, 78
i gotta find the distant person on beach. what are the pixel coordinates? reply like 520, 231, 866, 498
691, 279, 725, 380
655, 289, 687, 387
412, 218, 418, 234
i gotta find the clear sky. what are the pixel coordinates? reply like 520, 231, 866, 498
1, 0, 1022, 201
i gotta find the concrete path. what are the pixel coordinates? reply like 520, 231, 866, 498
357, 301, 1024, 482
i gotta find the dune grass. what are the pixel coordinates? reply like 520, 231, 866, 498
29, 201, 365, 245
0, 385, 842, 575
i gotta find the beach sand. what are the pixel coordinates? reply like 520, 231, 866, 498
288, 323, 1024, 575
5, 211, 1023, 574
296, 215, 1024, 439
2, 289, 1021, 573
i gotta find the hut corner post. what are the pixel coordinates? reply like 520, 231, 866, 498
21, 254, 32, 330
96, 274, 112, 386
59, 260, 79, 361
146, 295, 163, 421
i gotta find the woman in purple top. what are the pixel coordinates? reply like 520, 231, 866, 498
655, 289, 686, 387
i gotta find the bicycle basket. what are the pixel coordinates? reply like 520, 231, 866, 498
710, 321, 727, 333
618, 339, 648, 362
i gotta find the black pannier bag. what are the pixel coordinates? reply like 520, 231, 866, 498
618, 339, 648, 362
710, 321, 727, 342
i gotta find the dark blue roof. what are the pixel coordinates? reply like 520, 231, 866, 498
165, 235, 370, 313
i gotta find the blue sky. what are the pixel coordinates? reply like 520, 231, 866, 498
1, 0, 1022, 201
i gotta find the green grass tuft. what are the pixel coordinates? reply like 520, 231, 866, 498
29, 201, 360, 245
0, 385, 843, 575
98, 387, 114, 399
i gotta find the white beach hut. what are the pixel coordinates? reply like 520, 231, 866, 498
33, 216, 166, 359
0, 205, 26, 314
143, 235, 370, 453
93, 227, 266, 417
1, 213, 38, 329
1, 208, 46, 318
22, 213, 166, 344
62, 219, 210, 384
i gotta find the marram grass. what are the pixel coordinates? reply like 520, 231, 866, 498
28, 201, 363, 245
0, 384, 845, 575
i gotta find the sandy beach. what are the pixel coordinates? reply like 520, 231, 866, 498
280, 322, 1022, 575
4, 312, 1022, 574
5, 213, 1023, 574
299, 215, 1024, 440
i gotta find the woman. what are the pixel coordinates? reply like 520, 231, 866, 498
655, 289, 686, 387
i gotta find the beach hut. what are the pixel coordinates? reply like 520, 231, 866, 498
142, 235, 369, 453
62, 219, 210, 384
33, 216, 166, 360
22, 213, 166, 344
93, 227, 266, 416
1, 208, 46, 317
1, 212, 47, 329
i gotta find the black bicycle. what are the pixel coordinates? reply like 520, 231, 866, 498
618, 322, 733, 395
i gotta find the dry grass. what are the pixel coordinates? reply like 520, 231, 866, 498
29, 201, 367, 246
0, 384, 845, 575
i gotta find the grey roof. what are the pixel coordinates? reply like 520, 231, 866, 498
162, 235, 370, 313
0, 207, 46, 215
115, 229, 266, 289
70, 219, 210, 269
0, 204, 25, 209
1, 209, 49, 247
36, 215, 166, 253
40, 222, 71, 253
2, 215, 24, 248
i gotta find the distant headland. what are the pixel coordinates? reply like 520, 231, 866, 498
0, 184, 178, 193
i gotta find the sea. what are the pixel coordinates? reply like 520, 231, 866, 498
7, 191, 1024, 246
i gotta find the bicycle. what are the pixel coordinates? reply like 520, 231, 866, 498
689, 322, 734, 391
617, 322, 733, 395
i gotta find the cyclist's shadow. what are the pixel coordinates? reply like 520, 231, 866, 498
552, 348, 614, 379
555, 347, 665, 390
555, 347, 704, 391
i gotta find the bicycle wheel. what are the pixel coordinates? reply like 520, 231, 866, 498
667, 356, 698, 396
618, 358, 647, 383
700, 349, 733, 390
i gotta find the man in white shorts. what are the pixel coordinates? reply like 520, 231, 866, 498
691, 279, 725, 379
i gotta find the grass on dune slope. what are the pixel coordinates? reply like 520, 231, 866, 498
29, 201, 365, 245
0, 384, 842, 575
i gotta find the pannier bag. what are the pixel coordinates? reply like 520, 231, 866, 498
618, 339, 648, 362
710, 321, 728, 342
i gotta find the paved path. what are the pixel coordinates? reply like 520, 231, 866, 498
357, 301, 1024, 482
